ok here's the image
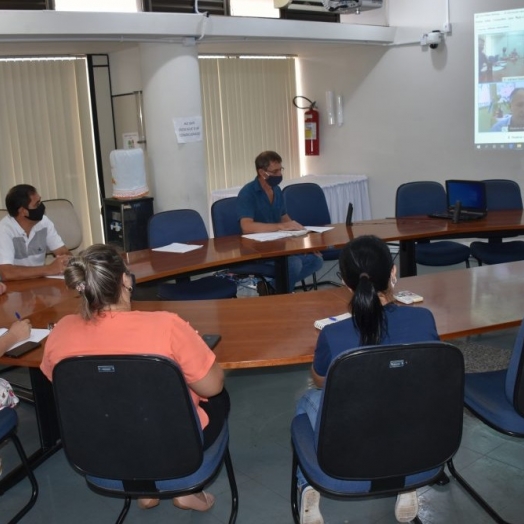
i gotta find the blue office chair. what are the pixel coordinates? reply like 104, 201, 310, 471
470, 179, 524, 265
211, 197, 276, 295
396, 181, 471, 267
148, 209, 237, 300
0, 407, 39, 524
53, 355, 238, 524
282, 183, 341, 288
447, 318, 524, 524
291, 342, 468, 524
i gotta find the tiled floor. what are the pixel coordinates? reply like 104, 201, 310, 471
2, 260, 524, 523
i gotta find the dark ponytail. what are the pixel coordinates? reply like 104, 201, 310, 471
339, 236, 393, 346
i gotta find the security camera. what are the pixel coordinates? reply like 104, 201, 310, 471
426, 30, 443, 49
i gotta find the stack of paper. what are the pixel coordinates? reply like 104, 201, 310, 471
242, 230, 308, 242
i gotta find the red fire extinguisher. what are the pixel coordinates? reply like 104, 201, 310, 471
293, 96, 320, 156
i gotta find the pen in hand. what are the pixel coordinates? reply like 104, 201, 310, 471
15, 312, 21, 320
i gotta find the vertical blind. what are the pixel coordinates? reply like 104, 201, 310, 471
0, 57, 101, 249
199, 56, 300, 191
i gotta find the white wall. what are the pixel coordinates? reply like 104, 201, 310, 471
207, 0, 524, 218
105, 0, 524, 218
306, 0, 524, 218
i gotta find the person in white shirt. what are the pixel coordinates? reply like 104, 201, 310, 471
0, 184, 71, 281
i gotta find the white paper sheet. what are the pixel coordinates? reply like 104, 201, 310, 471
152, 243, 203, 253
305, 226, 334, 233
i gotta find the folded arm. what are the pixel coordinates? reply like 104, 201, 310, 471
0, 251, 71, 281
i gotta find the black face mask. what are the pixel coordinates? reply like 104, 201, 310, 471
265, 175, 283, 187
25, 202, 46, 222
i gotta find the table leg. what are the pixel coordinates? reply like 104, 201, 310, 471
30, 368, 60, 450
399, 240, 417, 277
274, 256, 290, 294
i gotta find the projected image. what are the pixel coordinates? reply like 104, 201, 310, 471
478, 32, 524, 84
478, 82, 524, 133
475, 8, 524, 149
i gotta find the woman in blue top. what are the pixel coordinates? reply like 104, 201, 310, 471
296, 235, 439, 524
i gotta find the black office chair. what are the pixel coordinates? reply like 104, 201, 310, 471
290, 342, 485, 524
52, 354, 238, 524
211, 197, 276, 295
470, 179, 524, 265
0, 407, 39, 524
147, 209, 237, 300
447, 317, 524, 524
396, 181, 471, 268
282, 183, 341, 288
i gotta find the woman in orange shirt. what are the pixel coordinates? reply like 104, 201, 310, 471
40, 244, 229, 513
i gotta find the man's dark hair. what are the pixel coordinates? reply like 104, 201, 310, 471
5, 184, 37, 217
255, 151, 282, 173
510, 88, 524, 103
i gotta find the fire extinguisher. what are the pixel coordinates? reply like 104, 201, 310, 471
293, 96, 320, 156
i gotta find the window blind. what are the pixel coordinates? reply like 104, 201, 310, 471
199, 56, 299, 191
0, 57, 100, 249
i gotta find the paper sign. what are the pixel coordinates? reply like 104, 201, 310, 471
173, 117, 203, 143
122, 132, 139, 149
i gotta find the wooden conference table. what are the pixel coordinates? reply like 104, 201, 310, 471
2, 210, 524, 489
3, 261, 524, 373
1, 261, 524, 492
125, 210, 524, 287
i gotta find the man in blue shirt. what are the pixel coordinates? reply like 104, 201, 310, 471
237, 151, 323, 293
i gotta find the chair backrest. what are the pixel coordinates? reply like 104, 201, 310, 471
53, 355, 204, 483
282, 183, 331, 226
505, 318, 524, 416
396, 181, 447, 217
211, 197, 242, 237
43, 199, 83, 251
317, 342, 464, 480
483, 179, 523, 211
148, 209, 208, 248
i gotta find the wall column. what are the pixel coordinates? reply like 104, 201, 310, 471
139, 42, 209, 227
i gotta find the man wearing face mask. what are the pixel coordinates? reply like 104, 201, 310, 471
0, 184, 71, 281
237, 151, 323, 293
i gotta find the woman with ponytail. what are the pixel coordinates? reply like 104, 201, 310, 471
40, 244, 228, 514
296, 235, 439, 524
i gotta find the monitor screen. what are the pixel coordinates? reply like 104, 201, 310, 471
446, 180, 486, 210
475, 7, 524, 150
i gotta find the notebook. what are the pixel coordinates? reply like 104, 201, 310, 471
314, 312, 351, 330
429, 180, 487, 221
1, 328, 51, 358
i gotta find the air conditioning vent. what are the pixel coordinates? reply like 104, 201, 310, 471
143, 0, 229, 15
276, 0, 383, 15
